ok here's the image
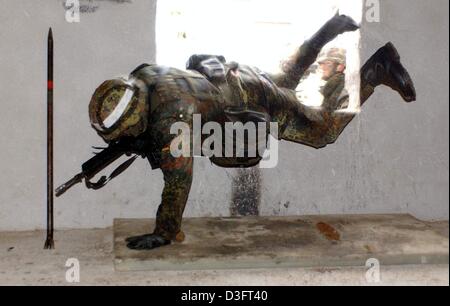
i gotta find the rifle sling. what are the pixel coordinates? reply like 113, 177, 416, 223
85, 155, 138, 190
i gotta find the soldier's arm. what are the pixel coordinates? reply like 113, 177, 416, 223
147, 112, 195, 241
153, 150, 193, 241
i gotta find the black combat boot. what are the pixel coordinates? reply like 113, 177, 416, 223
361, 42, 416, 102
309, 13, 360, 51
278, 13, 359, 89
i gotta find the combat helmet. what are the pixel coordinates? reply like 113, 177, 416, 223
89, 76, 148, 143
317, 48, 347, 66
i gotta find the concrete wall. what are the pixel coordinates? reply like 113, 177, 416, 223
0, 0, 448, 231
262, 0, 450, 221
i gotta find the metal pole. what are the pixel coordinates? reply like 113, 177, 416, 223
44, 27, 55, 249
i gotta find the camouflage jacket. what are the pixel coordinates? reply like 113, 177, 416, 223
129, 60, 298, 169
320, 72, 349, 111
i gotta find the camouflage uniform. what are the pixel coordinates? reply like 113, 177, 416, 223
126, 63, 271, 241
277, 43, 416, 149
89, 15, 416, 249
317, 48, 349, 111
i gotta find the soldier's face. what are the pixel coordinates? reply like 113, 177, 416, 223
319, 60, 339, 80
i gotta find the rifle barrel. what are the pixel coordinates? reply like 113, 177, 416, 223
55, 173, 84, 197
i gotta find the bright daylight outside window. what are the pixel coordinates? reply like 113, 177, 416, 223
156, 0, 363, 111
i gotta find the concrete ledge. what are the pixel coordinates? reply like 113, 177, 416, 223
0, 226, 448, 285
113, 215, 449, 272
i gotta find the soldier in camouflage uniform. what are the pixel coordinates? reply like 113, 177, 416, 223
317, 48, 349, 111
87, 14, 416, 250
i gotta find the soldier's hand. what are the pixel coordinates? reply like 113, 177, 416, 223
126, 233, 171, 250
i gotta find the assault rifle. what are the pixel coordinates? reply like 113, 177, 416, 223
55, 138, 143, 197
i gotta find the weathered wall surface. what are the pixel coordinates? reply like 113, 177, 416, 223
261, 0, 449, 221
0, 0, 448, 230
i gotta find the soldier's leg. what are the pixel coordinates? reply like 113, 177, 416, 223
360, 42, 416, 103
271, 14, 359, 89
281, 42, 416, 148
